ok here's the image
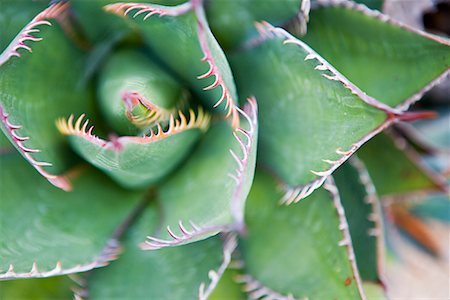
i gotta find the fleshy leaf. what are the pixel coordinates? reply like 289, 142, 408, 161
104, 1, 240, 125
205, 0, 301, 50
0, 275, 72, 300
239, 171, 365, 299
209, 268, 246, 300
301, 0, 450, 109
0, 153, 145, 279
57, 109, 210, 189
0, 3, 95, 190
333, 158, 384, 283
0, 0, 47, 53
231, 23, 392, 202
97, 49, 184, 135
357, 132, 446, 196
140, 99, 258, 249
87, 205, 235, 300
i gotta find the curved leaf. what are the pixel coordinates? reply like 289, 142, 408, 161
97, 49, 184, 135
105, 1, 240, 124
357, 132, 446, 196
240, 171, 365, 299
0, 0, 47, 52
302, 1, 450, 109
88, 205, 235, 300
57, 109, 209, 188
333, 158, 384, 283
0, 153, 145, 279
140, 99, 258, 249
0, 4, 95, 190
231, 23, 390, 201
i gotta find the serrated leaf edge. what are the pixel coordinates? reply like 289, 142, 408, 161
0, 239, 121, 280
0, 105, 71, 191
121, 90, 178, 128
198, 234, 237, 300
0, 2, 68, 66
229, 97, 258, 229
56, 107, 210, 150
139, 221, 230, 250
348, 156, 386, 285
280, 117, 394, 204
314, 0, 450, 47
103, 1, 192, 19
323, 177, 367, 300
313, 0, 450, 111
235, 274, 300, 300
193, 0, 240, 128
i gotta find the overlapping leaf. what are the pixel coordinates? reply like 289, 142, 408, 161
357, 133, 446, 196
0, 153, 145, 279
57, 109, 209, 189
334, 158, 384, 283
239, 171, 365, 299
140, 100, 258, 249
0, 4, 95, 189
302, 1, 450, 109
88, 206, 234, 300
105, 1, 240, 124
231, 23, 391, 201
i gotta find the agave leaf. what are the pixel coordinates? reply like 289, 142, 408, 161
357, 132, 446, 196
0, 275, 73, 300
205, 0, 301, 49
87, 205, 236, 300
0, 153, 145, 280
209, 268, 246, 300
97, 49, 185, 135
239, 171, 365, 299
57, 109, 209, 189
0, 3, 95, 190
140, 100, 258, 249
333, 158, 384, 283
231, 23, 395, 202
0, 0, 47, 52
301, 1, 450, 109
104, 1, 240, 125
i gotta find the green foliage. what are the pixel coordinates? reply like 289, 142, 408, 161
1, 0, 448, 298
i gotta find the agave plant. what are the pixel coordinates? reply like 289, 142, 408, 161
1, 0, 449, 298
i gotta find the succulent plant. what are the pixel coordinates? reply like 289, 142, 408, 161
1, 0, 449, 299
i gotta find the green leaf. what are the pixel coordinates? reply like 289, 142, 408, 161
0, 0, 47, 52
0, 5, 95, 190
230, 23, 389, 201
302, 2, 450, 109
57, 109, 209, 189
239, 171, 365, 299
0, 152, 145, 279
209, 269, 246, 300
333, 158, 384, 282
205, 0, 301, 49
88, 205, 235, 300
0, 275, 73, 300
97, 49, 185, 135
141, 100, 258, 249
357, 133, 445, 196
105, 2, 240, 124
